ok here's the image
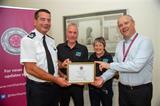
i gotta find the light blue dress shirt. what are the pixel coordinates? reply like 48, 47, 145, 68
101, 33, 154, 86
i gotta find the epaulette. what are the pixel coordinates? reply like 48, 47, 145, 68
27, 32, 36, 39
46, 34, 54, 40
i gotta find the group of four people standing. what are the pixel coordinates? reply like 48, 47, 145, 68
20, 8, 153, 106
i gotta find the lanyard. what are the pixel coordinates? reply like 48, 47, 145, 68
123, 33, 138, 62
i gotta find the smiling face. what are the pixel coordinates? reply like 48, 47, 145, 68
34, 11, 51, 35
94, 41, 105, 57
118, 15, 136, 40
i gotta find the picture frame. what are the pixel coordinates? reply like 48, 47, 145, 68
67, 62, 95, 83
63, 9, 127, 53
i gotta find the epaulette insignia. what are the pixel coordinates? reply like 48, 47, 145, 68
27, 32, 36, 39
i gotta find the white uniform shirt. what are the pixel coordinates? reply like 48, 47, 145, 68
20, 29, 58, 82
101, 33, 154, 86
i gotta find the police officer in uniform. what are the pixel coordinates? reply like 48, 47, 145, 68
57, 23, 88, 106
20, 9, 70, 106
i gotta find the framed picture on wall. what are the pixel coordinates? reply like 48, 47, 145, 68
63, 9, 127, 53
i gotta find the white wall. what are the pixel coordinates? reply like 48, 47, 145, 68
1, 0, 160, 105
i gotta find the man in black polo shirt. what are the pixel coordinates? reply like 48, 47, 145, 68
57, 23, 88, 106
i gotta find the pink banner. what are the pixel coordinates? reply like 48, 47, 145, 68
0, 6, 36, 106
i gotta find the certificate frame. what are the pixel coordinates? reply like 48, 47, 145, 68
67, 62, 95, 83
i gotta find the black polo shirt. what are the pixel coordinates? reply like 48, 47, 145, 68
57, 41, 88, 74
89, 51, 113, 76
89, 51, 113, 89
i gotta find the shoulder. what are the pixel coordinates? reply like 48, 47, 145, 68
138, 35, 153, 48
21, 32, 35, 43
139, 34, 150, 41
57, 43, 66, 48
100, 52, 113, 63
137, 34, 152, 44
57, 43, 67, 52
21, 34, 35, 48
27, 32, 36, 39
46, 35, 55, 42
77, 43, 88, 50
104, 51, 113, 59
46, 35, 54, 40
45, 35, 56, 45
22, 32, 37, 41
89, 52, 96, 58
105, 51, 112, 57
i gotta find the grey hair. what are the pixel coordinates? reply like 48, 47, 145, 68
67, 22, 78, 33
117, 14, 135, 25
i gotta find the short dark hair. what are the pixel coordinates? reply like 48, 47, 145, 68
93, 36, 106, 47
34, 9, 51, 19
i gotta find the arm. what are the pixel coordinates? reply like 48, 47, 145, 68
110, 39, 153, 73
91, 69, 116, 87
58, 59, 71, 77
58, 60, 68, 79
96, 39, 153, 73
58, 59, 71, 69
24, 62, 56, 81
20, 38, 70, 87
91, 53, 115, 87
82, 46, 88, 62
24, 62, 70, 87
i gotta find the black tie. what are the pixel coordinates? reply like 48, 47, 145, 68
43, 36, 55, 75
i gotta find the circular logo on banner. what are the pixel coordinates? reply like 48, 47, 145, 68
1, 27, 28, 55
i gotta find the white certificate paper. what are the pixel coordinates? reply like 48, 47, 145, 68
67, 62, 95, 83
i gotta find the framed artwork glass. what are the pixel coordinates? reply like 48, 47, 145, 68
63, 9, 127, 53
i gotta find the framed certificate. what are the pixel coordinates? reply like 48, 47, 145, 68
67, 62, 95, 83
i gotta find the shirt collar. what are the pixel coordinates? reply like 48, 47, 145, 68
64, 41, 79, 49
93, 50, 108, 59
124, 32, 138, 43
32, 29, 45, 40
